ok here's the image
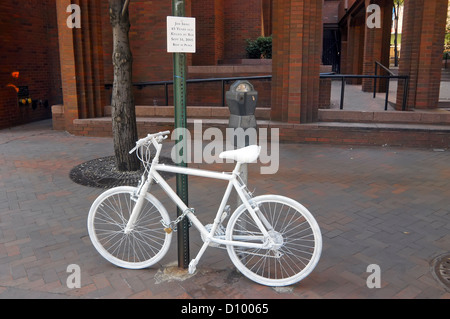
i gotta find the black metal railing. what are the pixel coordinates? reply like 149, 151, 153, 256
319, 62, 409, 111
375, 61, 409, 111
105, 65, 409, 111
105, 75, 272, 107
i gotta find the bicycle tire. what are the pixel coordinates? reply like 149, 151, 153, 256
87, 186, 172, 269
226, 195, 322, 286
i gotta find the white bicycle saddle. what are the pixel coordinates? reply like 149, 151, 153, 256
219, 145, 261, 163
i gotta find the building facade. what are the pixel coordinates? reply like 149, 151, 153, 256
1, 0, 449, 131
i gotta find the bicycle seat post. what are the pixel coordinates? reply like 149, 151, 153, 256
232, 161, 242, 177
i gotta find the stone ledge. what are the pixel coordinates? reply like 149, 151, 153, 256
318, 109, 450, 125
188, 65, 271, 74
312, 121, 450, 132
70, 117, 450, 148
104, 105, 271, 120
51, 104, 64, 114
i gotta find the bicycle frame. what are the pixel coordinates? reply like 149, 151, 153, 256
124, 135, 275, 272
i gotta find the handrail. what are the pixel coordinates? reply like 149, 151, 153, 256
105, 75, 272, 107
375, 61, 394, 76
320, 72, 409, 111
373, 61, 409, 111
105, 71, 409, 111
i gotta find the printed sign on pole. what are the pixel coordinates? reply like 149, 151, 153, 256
167, 16, 196, 53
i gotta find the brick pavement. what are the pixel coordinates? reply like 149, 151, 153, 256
0, 120, 449, 300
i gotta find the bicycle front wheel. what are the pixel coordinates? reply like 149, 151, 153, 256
87, 186, 172, 269
226, 195, 322, 286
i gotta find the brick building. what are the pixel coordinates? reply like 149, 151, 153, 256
0, 0, 61, 129
333, 0, 448, 111
1, 0, 449, 133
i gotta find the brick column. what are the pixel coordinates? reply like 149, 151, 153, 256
396, 0, 449, 110
362, 0, 393, 92
346, 15, 365, 84
56, 0, 106, 132
192, 0, 224, 65
271, 0, 322, 123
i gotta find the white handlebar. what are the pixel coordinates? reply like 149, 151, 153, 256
129, 130, 171, 154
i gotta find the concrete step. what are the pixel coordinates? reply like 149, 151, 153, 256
318, 109, 450, 125
104, 105, 271, 120
72, 116, 450, 149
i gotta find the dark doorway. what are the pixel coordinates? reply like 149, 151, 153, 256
322, 28, 341, 73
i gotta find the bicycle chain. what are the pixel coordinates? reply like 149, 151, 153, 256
161, 208, 194, 234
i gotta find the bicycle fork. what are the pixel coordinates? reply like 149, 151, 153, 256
124, 141, 163, 235
124, 178, 152, 234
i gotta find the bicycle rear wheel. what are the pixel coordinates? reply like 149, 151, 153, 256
88, 186, 172, 269
226, 195, 322, 286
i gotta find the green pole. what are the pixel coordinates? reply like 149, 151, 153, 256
172, 0, 190, 269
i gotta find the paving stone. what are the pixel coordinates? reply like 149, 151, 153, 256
0, 120, 448, 300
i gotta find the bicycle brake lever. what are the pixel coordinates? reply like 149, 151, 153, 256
129, 141, 143, 154
129, 146, 138, 154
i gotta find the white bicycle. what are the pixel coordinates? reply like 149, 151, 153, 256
88, 131, 322, 286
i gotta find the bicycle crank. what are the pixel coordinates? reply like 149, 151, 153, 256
201, 224, 226, 248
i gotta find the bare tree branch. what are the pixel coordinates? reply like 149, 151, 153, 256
121, 0, 130, 17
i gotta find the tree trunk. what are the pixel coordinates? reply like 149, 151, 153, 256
109, 0, 140, 171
